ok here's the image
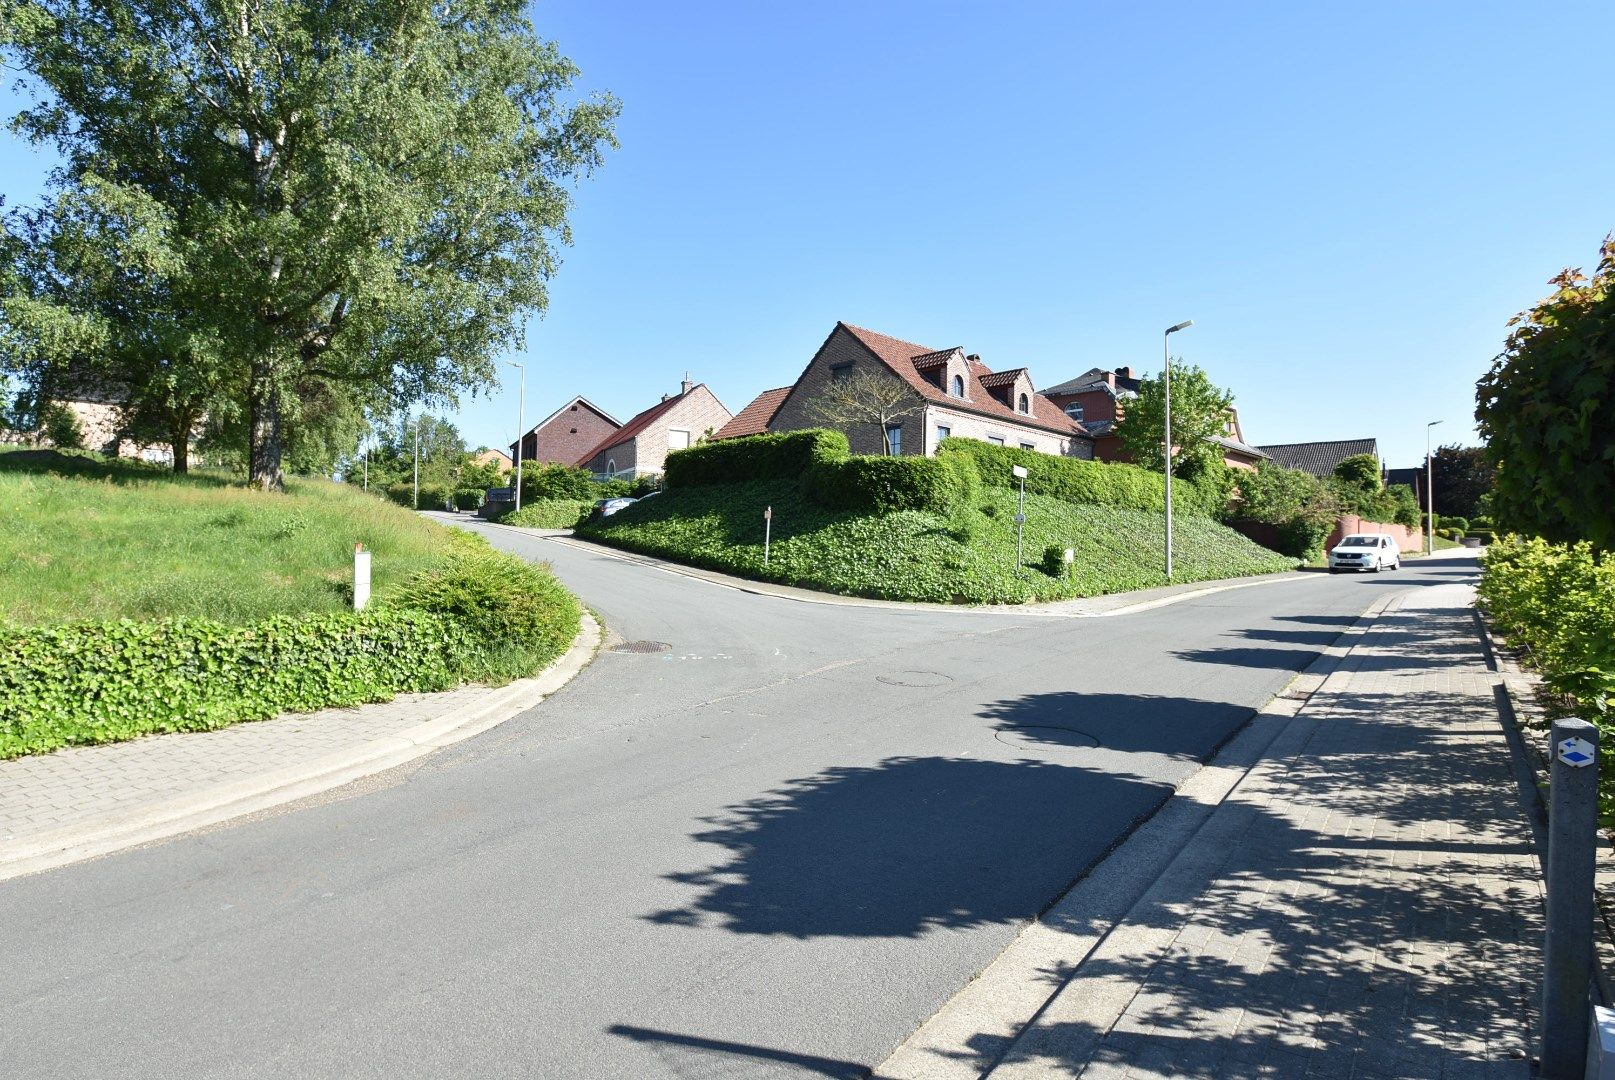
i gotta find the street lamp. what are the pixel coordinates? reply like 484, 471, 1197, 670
412, 410, 422, 510
1425, 419, 1443, 555
508, 360, 526, 511
1163, 320, 1194, 581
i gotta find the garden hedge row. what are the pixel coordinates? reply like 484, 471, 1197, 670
664, 429, 850, 488
807, 451, 980, 515
936, 438, 1221, 515
0, 546, 582, 759
503, 498, 596, 529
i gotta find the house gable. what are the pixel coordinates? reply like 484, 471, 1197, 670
511, 395, 622, 466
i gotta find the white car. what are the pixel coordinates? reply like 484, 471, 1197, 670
1328, 533, 1401, 573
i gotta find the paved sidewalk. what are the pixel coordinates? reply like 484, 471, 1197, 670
991, 582, 1540, 1079
0, 612, 599, 880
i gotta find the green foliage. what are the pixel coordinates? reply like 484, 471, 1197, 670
1115, 363, 1235, 475
577, 478, 1295, 605
1476, 239, 1615, 548
1041, 545, 1071, 578
937, 438, 1222, 515
504, 498, 595, 529
1427, 444, 1494, 519
1333, 453, 1382, 490
807, 452, 979, 515
457, 455, 507, 493
39, 401, 85, 450
1227, 461, 1341, 559
1439, 515, 1470, 533
1480, 536, 1615, 819
1386, 484, 1421, 529
1, 0, 620, 488
453, 488, 483, 511
520, 462, 599, 501
664, 429, 850, 488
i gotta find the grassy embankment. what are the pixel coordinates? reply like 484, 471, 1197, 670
578, 477, 1295, 604
0, 448, 581, 758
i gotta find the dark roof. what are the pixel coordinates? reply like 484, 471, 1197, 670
837, 323, 1088, 439
574, 387, 708, 466
1040, 368, 1141, 397
1256, 438, 1379, 477
714, 387, 791, 440
1211, 435, 1271, 461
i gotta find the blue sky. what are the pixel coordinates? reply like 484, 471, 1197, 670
4, 1, 1611, 468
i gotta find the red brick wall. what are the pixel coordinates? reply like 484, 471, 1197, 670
516, 402, 620, 467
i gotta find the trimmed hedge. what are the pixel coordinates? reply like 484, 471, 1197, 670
937, 438, 1221, 515
808, 452, 980, 515
454, 488, 483, 511
0, 546, 582, 759
665, 429, 850, 488
504, 498, 595, 529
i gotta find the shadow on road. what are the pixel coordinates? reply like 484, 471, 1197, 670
607, 1025, 865, 1078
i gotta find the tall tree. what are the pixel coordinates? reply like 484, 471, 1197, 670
1116, 363, 1235, 474
1476, 238, 1615, 547
1424, 443, 1495, 520
1, 0, 618, 489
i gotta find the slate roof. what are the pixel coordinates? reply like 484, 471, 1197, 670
1211, 435, 1271, 461
837, 323, 1088, 438
714, 387, 792, 440
1040, 368, 1142, 397
574, 387, 707, 466
1256, 438, 1379, 477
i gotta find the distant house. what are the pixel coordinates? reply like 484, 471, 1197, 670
1040, 366, 1268, 471
1258, 439, 1379, 479
1384, 466, 1428, 510
472, 448, 513, 472
510, 396, 621, 468
577, 380, 732, 479
714, 387, 792, 440
759, 322, 1091, 458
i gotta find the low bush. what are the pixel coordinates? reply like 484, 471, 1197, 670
1480, 536, 1615, 820
504, 498, 595, 530
807, 452, 979, 514
937, 438, 1222, 515
664, 429, 850, 488
454, 488, 483, 511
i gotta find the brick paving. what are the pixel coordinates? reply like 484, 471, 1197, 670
991, 583, 1542, 1079
0, 685, 490, 848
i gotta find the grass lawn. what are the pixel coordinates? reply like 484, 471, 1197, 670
0, 448, 459, 625
578, 478, 1297, 604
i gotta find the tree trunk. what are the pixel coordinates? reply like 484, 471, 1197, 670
169, 409, 193, 474
248, 363, 285, 491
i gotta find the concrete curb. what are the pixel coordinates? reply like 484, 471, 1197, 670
874, 590, 1405, 1080
0, 610, 602, 883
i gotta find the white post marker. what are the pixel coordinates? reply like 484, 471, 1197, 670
764, 505, 773, 566
1064, 547, 1075, 579
1012, 464, 1029, 572
353, 543, 372, 611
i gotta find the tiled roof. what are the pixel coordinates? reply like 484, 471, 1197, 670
1041, 368, 1142, 397
1211, 435, 1271, 461
976, 367, 1029, 390
1256, 438, 1379, 477
574, 387, 705, 466
910, 349, 959, 370
838, 323, 1087, 439
714, 387, 791, 440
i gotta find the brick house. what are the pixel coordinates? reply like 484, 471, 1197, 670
509, 396, 621, 467
753, 322, 1092, 458
1041, 366, 1268, 471
577, 380, 732, 479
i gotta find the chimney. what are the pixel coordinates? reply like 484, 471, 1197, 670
966, 354, 981, 364
681, 372, 693, 395
1116, 366, 1136, 380
1102, 372, 1116, 388
661, 393, 670, 403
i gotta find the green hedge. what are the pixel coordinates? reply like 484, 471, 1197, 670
665, 429, 850, 488
0, 547, 582, 759
453, 488, 483, 511
504, 498, 596, 529
807, 452, 980, 515
383, 482, 451, 510
937, 438, 1220, 515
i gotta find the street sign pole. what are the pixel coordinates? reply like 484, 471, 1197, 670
764, 505, 772, 566
1012, 464, 1029, 573
1542, 717, 1599, 1078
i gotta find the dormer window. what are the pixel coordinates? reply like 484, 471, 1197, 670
950, 374, 965, 398
1017, 393, 1030, 414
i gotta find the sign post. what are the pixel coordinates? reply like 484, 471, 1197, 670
1012, 465, 1029, 572
353, 543, 372, 611
764, 505, 773, 567
1541, 717, 1599, 1078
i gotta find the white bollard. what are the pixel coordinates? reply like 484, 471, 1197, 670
353, 544, 372, 611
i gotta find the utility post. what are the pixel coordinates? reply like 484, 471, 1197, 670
508, 361, 526, 511
413, 412, 421, 510
1425, 419, 1443, 555
1163, 320, 1193, 580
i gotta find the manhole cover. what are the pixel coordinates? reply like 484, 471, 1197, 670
995, 726, 1101, 753
611, 640, 672, 654
877, 671, 954, 688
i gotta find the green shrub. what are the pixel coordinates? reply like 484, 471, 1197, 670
519, 463, 598, 502
1439, 515, 1470, 533
384, 482, 449, 509
937, 438, 1222, 515
505, 498, 595, 529
1041, 544, 1071, 578
1333, 453, 1383, 491
665, 429, 849, 488
40, 402, 87, 451
453, 488, 483, 511
807, 452, 979, 514
1276, 516, 1335, 560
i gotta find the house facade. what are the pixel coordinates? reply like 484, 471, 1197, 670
1041, 366, 1268, 471
510, 396, 621, 467
578, 380, 732, 479
760, 322, 1092, 459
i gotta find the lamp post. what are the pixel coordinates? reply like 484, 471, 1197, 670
412, 411, 421, 510
1425, 419, 1443, 555
1163, 320, 1194, 581
508, 361, 526, 512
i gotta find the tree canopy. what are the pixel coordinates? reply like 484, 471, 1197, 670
1425, 444, 1495, 520
1476, 237, 1615, 548
1, 0, 618, 488
1116, 362, 1234, 475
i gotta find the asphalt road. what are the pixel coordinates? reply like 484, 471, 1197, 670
0, 525, 1479, 1079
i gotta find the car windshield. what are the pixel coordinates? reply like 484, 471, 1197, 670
1338, 536, 1377, 548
